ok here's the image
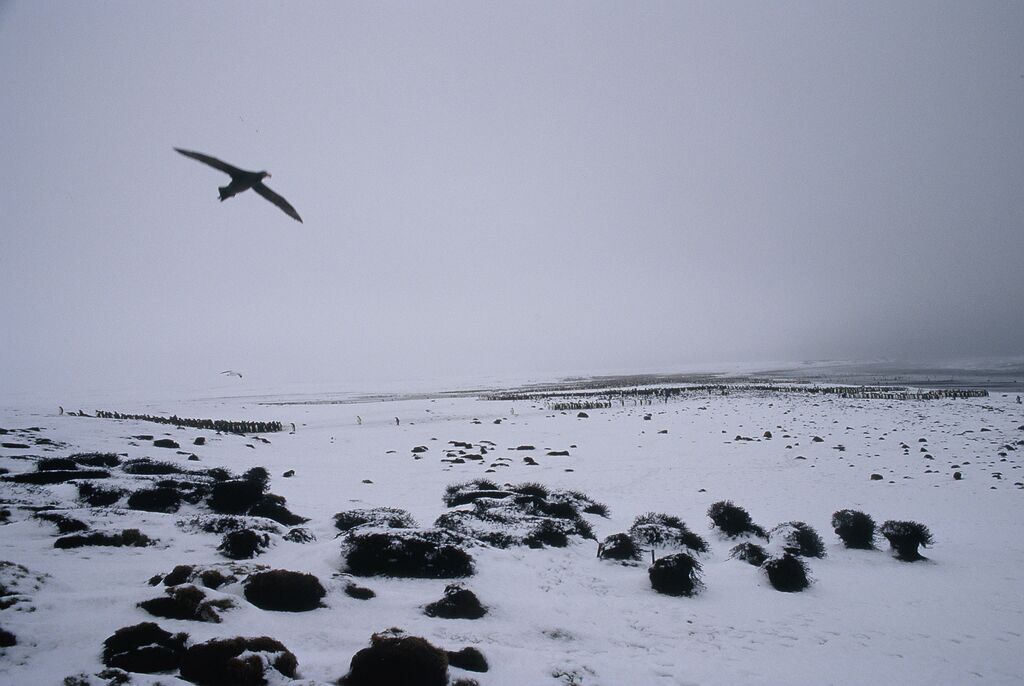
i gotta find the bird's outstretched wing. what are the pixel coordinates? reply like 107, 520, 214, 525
253, 181, 303, 222
174, 148, 245, 176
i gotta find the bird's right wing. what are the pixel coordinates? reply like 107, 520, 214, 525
253, 182, 303, 222
174, 148, 244, 176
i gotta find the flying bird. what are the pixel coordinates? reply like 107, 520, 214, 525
174, 148, 302, 222
220, 370, 244, 379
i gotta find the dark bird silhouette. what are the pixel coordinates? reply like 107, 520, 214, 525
220, 370, 244, 379
174, 148, 302, 222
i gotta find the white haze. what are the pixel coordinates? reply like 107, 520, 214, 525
1, 1, 1022, 396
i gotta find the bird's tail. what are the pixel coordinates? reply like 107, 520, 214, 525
218, 185, 234, 201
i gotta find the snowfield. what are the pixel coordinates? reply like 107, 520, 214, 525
1, 381, 1022, 685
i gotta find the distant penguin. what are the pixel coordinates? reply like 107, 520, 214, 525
357, 415, 362, 425
59, 406, 64, 415
395, 417, 400, 426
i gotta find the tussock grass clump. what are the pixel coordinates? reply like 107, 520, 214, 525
284, 527, 315, 543
598, 533, 642, 561
77, 482, 126, 507
648, 552, 703, 597
334, 507, 418, 533
730, 542, 769, 566
162, 565, 195, 586
127, 487, 182, 514
180, 636, 297, 685
435, 484, 596, 549
345, 582, 376, 600
101, 622, 187, 673
880, 520, 934, 561
70, 452, 121, 468
243, 466, 269, 486
832, 509, 877, 549
630, 513, 709, 553
345, 530, 474, 578
122, 459, 184, 476
423, 584, 487, 619
243, 570, 325, 612
207, 478, 307, 526
764, 553, 811, 592
507, 482, 549, 498
446, 647, 488, 672
442, 479, 506, 507
177, 514, 281, 535
54, 528, 153, 549
5, 469, 108, 485
707, 501, 767, 538
36, 457, 78, 471
34, 511, 89, 534
218, 529, 270, 560
247, 493, 308, 526
138, 584, 234, 623
341, 631, 448, 686
208, 479, 265, 515
525, 519, 570, 548
769, 521, 827, 558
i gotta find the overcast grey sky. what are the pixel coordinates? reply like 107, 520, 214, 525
1, 1, 1022, 396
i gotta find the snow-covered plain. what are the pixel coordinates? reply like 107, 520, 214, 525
1, 380, 1022, 685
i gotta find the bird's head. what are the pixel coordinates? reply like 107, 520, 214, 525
259, 171, 271, 179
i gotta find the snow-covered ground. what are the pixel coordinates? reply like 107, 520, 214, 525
1, 383, 1022, 685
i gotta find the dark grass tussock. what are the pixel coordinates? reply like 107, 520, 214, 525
78, 482, 126, 507
101, 622, 187, 673
598, 533, 642, 561
730, 542, 769, 566
247, 494, 308, 526
648, 552, 703, 597
832, 509, 877, 549
763, 553, 811, 592
34, 511, 89, 534
630, 512, 709, 553
345, 531, 475, 578
122, 459, 184, 476
242, 570, 325, 612
138, 585, 234, 623
218, 529, 270, 559
769, 521, 827, 558
707, 501, 767, 538
179, 636, 297, 685
127, 487, 182, 514
208, 479, 265, 514
423, 584, 487, 619
880, 520, 934, 561
436, 481, 600, 549
35, 457, 77, 471
334, 507, 418, 533
341, 632, 449, 686
344, 582, 376, 600
54, 528, 154, 549
70, 452, 121, 468
4, 469, 109, 485
446, 647, 489, 672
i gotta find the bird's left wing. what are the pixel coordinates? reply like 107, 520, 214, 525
174, 148, 245, 176
253, 182, 303, 222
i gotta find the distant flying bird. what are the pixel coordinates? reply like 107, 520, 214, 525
220, 370, 243, 379
174, 148, 302, 222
